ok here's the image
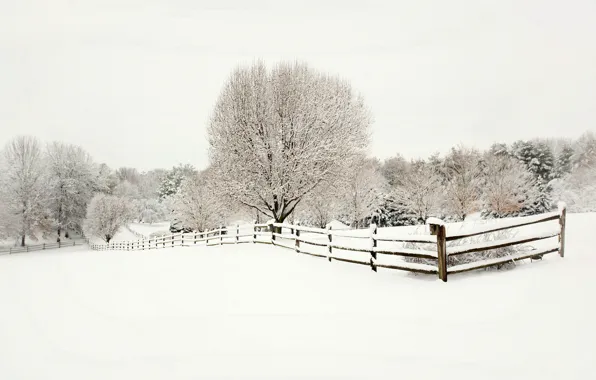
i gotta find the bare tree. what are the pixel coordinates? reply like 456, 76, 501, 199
84, 194, 132, 243
297, 181, 343, 228
0, 136, 51, 246
572, 131, 596, 170
393, 161, 443, 223
337, 157, 387, 227
113, 180, 141, 199
172, 169, 228, 232
443, 146, 483, 220
208, 61, 371, 226
551, 166, 596, 212
46, 142, 97, 241
481, 154, 538, 217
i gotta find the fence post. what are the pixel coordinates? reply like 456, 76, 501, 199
558, 202, 566, 258
220, 226, 223, 245
327, 225, 333, 262
43, 243, 45, 250
369, 223, 377, 272
429, 219, 447, 282
194, 232, 197, 245
269, 222, 275, 244
236, 224, 239, 244
171, 234, 174, 248
253, 222, 257, 243
295, 225, 300, 252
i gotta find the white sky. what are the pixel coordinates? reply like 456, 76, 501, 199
1, 0, 595, 171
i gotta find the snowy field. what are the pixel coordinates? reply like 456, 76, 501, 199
0, 213, 594, 379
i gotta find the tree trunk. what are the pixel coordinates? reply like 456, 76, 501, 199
57, 227, 61, 243
21, 235, 25, 247
65, 230, 69, 239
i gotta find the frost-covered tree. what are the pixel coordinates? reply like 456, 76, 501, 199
46, 142, 97, 241
511, 140, 555, 182
297, 181, 343, 228
208, 61, 371, 225
572, 131, 596, 170
158, 164, 197, 200
380, 154, 409, 187
481, 154, 539, 218
115, 167, 140, 185
113, 180, 140, 199
489, 142, 509, 157
0, 136, 52, 246
443, 147, 483, 221
393, 161, 443, 224
133, 198, 166, 224
84, 194, 132, 243
553, 143, 574, 179
337, 157, 386, 227
94, 163, 119, 194
171, 169, 227, 232
138, 169, 166, 199
551, 166, 596, 212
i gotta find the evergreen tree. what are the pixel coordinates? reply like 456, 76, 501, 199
158, 164, 197, 200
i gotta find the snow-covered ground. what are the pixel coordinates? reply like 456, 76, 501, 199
127, 222, 170, 238
0, 213, 594, 379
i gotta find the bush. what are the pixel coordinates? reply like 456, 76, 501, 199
403, 225, 530, 271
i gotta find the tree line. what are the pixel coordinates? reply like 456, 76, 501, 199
1, 61, 594, 245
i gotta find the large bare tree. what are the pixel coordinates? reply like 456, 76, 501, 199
208, 61, 371, 225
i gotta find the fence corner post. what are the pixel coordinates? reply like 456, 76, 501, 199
558, 201, 566, 258
369, 223, 377, 272
236, 224, 239, 244
327, 225, 333, 262
428, 218, 447, 282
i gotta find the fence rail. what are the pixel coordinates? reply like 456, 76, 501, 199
0, 239, 88, 255
91, 204, 567, 282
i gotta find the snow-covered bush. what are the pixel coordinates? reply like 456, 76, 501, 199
403, 225, 524, 271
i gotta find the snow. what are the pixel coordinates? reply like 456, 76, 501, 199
426, 217, 446, 226
127, 221, 170, 237
1, 213, 595, 379
326, 219, 350, 230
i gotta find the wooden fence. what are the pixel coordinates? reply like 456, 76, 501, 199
90, 204, 567, 282
0, 239, 88, 255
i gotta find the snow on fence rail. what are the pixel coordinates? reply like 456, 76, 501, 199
90, 204, 567, 282
0, 239, 88, 255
